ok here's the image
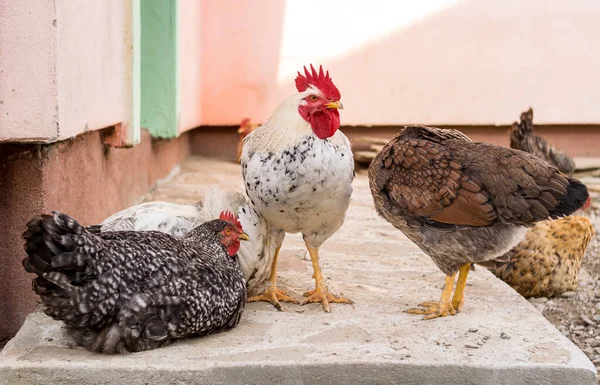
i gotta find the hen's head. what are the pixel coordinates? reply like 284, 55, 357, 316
191, 211, 249, 257
217, 210, 249, 256
295, 64, 343, 139
237, 118, 258, 137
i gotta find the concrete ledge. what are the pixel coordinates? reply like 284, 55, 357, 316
0, 129, 191, 340
1, 158, 597, 385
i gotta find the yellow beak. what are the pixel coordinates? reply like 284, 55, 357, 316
238, 232, 250, 241
325, 100, 344, 110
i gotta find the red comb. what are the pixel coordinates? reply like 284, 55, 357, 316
295, 64, 341, 100
219, 210, 242, 230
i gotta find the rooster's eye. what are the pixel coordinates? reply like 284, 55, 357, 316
308, 95, 318, 102
225, 228, 232, 235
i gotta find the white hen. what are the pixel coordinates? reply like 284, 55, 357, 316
241, 64, 354, 312
98, 187, 276, 292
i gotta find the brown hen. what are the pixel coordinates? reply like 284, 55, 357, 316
510, 108, 576, 176
236, 118, 258, 163
368, 126, 589, 320
488, 216, 593, 298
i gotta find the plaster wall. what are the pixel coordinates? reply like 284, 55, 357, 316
199, 0, 600, 126
0, 0, 133, 143
0, 130, 190, 340
179, 0, 203, 132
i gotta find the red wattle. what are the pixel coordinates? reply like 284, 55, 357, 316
308, 109, 340, 139
227, 241, 240, 257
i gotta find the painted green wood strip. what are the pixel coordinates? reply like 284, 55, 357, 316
141, 0, 180, 139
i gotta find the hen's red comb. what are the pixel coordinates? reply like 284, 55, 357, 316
295, 64, 341, 100
219, 210, 243, 230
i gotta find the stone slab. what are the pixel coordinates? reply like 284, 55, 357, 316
1, 157, 596, 385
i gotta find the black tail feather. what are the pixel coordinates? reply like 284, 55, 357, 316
550, 178, 589, 218
22, 211, 85, 275
22, 211, 97, 324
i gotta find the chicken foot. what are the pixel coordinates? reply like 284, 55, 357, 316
301, 243, 353, 312
407, 273, 457, 320
247, 246, 299, 310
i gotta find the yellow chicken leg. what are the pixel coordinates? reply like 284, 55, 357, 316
451, 264, 471, 312
408, 273, 457, 320
247, 246, 299, 310
301, 243, 353, 312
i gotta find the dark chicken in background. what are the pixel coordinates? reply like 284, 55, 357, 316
369, 125, 589, 320
510, 108, 576, 177
22, 211, 248, 353
496, 107, 594, 298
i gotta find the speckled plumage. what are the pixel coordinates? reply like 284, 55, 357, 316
94, 188, 277, 292
241, 90, 354, 248
510, 108, 576, 177
240, 76, 354, 311
489, 216, 594, 298
22, 211, 246, 354
368, 125, 589, 276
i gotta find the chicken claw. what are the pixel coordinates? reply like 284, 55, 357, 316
407, 301, 456, 320
301, 287, 353, 313
247, 284, 299, 311
407, 273, 457, 320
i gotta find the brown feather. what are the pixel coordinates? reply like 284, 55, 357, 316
368, 125, 589, 276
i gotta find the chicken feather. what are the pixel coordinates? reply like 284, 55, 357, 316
97, 187, 276, 292
369, 125, 589, 319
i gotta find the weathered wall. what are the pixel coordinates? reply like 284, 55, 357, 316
191, 124, 600, 162
198, 0, 600, 126
0, 0, 136, 143
0, 129, 191, 340
54, 0, 129, 139
0, 0, 58, 141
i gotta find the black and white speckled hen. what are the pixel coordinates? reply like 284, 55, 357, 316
241, 64, 354, 312
95, 187, 278, 293
22, 210, 248, 353
368, 126, 589, 320
510, 108, 576, 176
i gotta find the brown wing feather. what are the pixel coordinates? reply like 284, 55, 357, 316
383, 138, 496, 227
370, 125, 588, 229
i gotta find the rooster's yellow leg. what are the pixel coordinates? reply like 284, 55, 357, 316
407, 273, 457, 320
301, 244, 353, 313
451, 264, 471, 312
247, 246, 299, 310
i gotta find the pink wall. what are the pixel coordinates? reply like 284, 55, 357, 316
198, 0, 600, 126
0, 0, 134, 143
199, 0, 286, 126
179, 0, 203, 132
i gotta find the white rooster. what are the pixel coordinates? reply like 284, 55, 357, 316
241, 64, 354, 312
97, 187, 276, 292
